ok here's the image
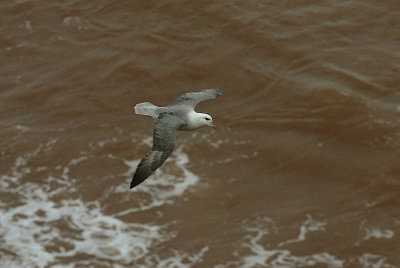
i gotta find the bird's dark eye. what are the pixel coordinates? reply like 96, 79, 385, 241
205, 118, 210, 121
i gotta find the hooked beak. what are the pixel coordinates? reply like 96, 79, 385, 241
210, 121, 216, 129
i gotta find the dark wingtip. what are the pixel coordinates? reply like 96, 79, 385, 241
212, 89, 223, 98
130, 169, 152, 189
129, 178, 140, 189
129, 175, 138, 189
202, 88, 223, 97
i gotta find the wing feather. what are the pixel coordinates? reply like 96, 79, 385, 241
130, 113, 184, 189
169, 89, 223, 108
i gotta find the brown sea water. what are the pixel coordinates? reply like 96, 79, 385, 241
1, 1, 400, 267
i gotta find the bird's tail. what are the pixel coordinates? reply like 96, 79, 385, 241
134, 102, 159, 119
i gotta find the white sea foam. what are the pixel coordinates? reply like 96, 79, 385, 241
229, 215, 398, 268
24, 20, 32, 31
359, 221, 395, 241
0, 182, 174, 267
14, 125, 30, 132
63, 16, 90, 30
218, 216, 344, 268
363, 227, 394, 241
279, 214, 327, 247
143, 246, 209, 268
0, 134, 203, 267
98, 137, 118, 147
356, 253, 398, 268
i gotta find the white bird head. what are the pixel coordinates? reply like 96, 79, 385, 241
188, 112, 216, 130
202, 114, 216, 129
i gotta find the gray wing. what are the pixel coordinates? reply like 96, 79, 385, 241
169, 89, 223, 108
130, 113, 184, 189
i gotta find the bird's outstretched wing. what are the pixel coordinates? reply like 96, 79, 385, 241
130, 113, 184, 189
169, 89, 223, 108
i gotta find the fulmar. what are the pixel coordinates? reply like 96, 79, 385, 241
130, 89, 223, 189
